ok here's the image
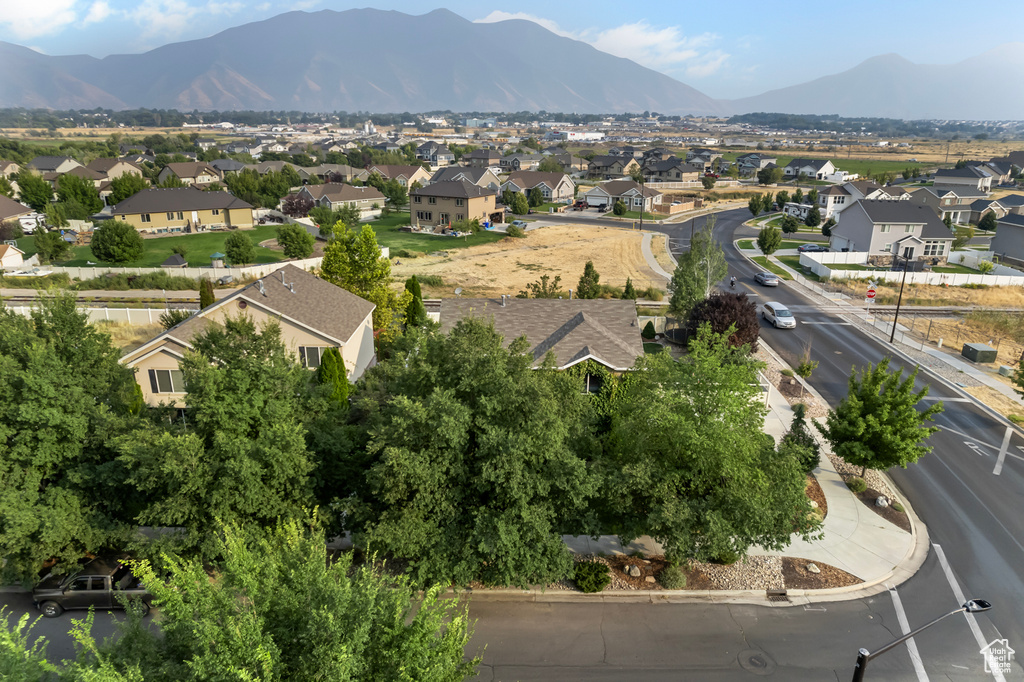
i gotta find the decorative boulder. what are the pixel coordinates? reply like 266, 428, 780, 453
627, 565, 642, 578
806, 563, 821, 574
876, 496, 890, 508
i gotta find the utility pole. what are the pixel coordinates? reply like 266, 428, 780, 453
889, 253, 910, 344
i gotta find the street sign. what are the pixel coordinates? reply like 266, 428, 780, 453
866, 289, 876, 299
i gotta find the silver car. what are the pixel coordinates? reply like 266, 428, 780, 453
762, 302, 796, 329
754, 271, 780, 287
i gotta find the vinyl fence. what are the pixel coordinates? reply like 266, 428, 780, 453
4, 306, 180, 325
799, 251, 1024, 287
6, 257, 324, 281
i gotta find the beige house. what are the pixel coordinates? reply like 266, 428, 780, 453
0, 194, 33, 223
87, 158, 144, 181
0, 244, 25, 268
111, 187, 254, 234
586, 155, 641, 180
580, 180, 663, 212
367, 164, 432, 188
410, 180, 500, 228
297, 183, 385, 219
121, 265, 377, 407
500, 171, 575, 203
157, 162, 222, 188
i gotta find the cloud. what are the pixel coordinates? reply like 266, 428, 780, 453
128, 0, 244, 42
474, 13, 729, 80
83, 0, 112, 25
0, 0, 79, 39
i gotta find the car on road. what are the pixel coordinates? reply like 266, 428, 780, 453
797, 243, 829, 253
753, 271, 780, 286
762, 302, 796, 329
32, 558, 152, 618
510, 220, 528, 228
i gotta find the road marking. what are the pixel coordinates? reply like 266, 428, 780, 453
797, 321, 852, 326
939, 426, 1024, 464
994, 426, 1012, 475
888, 586, 929, 681
921, 396, 971, 402
933, 544, 1007, 681
965, 441, 987, 457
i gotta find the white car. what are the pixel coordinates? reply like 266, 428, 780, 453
762, 302, 796, 329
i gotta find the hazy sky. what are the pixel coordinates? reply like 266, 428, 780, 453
2, 0, 1021, 99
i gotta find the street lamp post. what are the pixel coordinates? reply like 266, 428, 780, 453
851, 599, 992, 681
889, 252, 911, 344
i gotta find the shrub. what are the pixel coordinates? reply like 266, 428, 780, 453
848, 477, 867, 493
159, 309, 192, 330
74, 272, 199, 291
0, 273, 71, 289
711, 551, 741, 565
417, 275, 443, 287
781, 368, 794, 377
657, 564, 687, 590
892, 502, 905, 513
641, 321, 656, 339
506, 224, 526, 238
641, 287, 664, 301
573, 561, 610, 593
391, 249, 423, 259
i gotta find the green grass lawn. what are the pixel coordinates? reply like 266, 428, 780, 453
16, 224, 287, 268
737, 239, 755, 250
775, 255, 822, 281
618, 210, 661, 221
932, 264, 977, 274
366, 212, 506, 254
529, 202, 570, 214
643, 342, 665, 354
779, 240, 815, 249
750, 256, 793, 280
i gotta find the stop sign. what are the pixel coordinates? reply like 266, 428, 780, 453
866, 288, 876, 299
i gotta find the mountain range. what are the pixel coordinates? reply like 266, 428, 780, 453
0, 8, 1021, 120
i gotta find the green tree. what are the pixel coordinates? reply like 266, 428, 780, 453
952, 226, 974, 251
518, 274, 563, 298
14, 170, 52, 212
747, 196, 762, 218
816, 359, 943, 477
56, 173, 103, 215
622, 277, 637, 300
275, 223, 316, 259
33, 229, 70, 263
781, 403, 820, 475
977, 211, 998, 231
157, 173, 186, 188
90, 221, 144, 263
510, 191, 530, 215
701, 175, 716, 190
804, 205, 821, 228
537, 156, 563, 172
0, 176, 14, 198
527, 186, 544, 207
822, 216, 836, 237
224, 232, 255, 265
317, 347, 351, 405
760, 192, 774, 214
577, 260, 601, 299
199, 278, 215, 309
601, 325, 816, 563
348, 319, 597, 587
756, 167, 783, 185
781, 214, 800, 234
775, 189, 790, 206
757, 226, 782, 255
807, 188, 819, 205
793, 188, 804, 204
612, 199, 627, 216
159, 308, 192, 330
668, 217, 727, 320
404, 275, 428, 327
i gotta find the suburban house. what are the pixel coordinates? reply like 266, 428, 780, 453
429, 166, 501, 191
0, 161, 20, 179
50, 165, 105, 190
439, 298, 643, 380
157, 162, 222, 188
735, 153, 777, 176
609, 146, 644, 159
990, 213, 1024, 268
966, 199, 1008, 225
28, 156, 82, 174
586, 155, 641, 180
499, 154, 545, 172
580, 180, 663, 212
111, 187, 254, 234
210, 158, 246, 175
542, 149, 588, 173
933, 166, 993, 192
816, 185, 851, 219
0, 194, 33, 223
372, 141, 401, 154
500, 171, 575, 204
0, 244, 25, 269
246, 160, 298, 176
462, 149, 503, 168
642, 147, 676, 163
195, 138, 218, 151
684, 148, 722, 173
297, 183, 385, 219
783, 159, 837, 180
86, 158, 144, 181
966, 160, 1014, 186
367, 164, 431, 188
409, 180, 499, 228
643, 157, 700, 182
910, 185, 990, 224
298, 164, 369, 184
829, 200, 953, 264
843, 180, 911, 202
120, 265, 376, 407
415, 142, 455, 168
996, 193, 1024, 214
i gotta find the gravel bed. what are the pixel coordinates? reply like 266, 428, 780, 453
689, 555, 785, 591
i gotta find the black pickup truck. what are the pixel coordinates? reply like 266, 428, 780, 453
32, 558, 152, 618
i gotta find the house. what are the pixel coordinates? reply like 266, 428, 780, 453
409, 180, 500, 228
910, 185, 990, 224
816, 185, 851, 219
586, 155, 641, 180
499, 154, 545, 172
462, 149, 503, 168
245, 160, 298, 176
684, 148, 723, 173
209, 158, 246, 175
735, 153, 777, 176
933, 165, 993, 192
990, 214, 1024, 268
609, 146, 644, 159
643, 147, 676, 163
429, 167, 501, 191
500, 171, 575, 203
86, 158, 144, 181
50, 165, 105, 190
439, 298, 643, 376
643, 157, 700, 182
120, 264, 376, 407
371, 141, 401, 154
157, 162, 222, 188
367, 164, 431, 188
996, 193, 1024, 215
111, 187, 254, 234
0, 161, 21, 179
580, 180, 663, 212
0, 194, 33, 223
843, 180, 909, 202
966, 199, 1008, 225
828, 200, 953, 264
297, 183, 385, 219
119, 144, 153, 156
28, 156, 83, 174
0, 244, 25, 268
542, 149, 588, 173
195, 138, 218, 151
415, 142, 455, 168
298, 164, 369, 184
783, 159, 837, 180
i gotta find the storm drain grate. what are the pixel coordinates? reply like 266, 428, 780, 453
766, 589, 789, 603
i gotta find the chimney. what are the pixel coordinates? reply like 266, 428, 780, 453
569, 289, 574, 300
500, 294, 506, 307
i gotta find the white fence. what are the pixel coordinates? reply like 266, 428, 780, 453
647, 179, 739, 190
799, 251, 1024, 286
4, 306, 177, 325
5, 257, 324, 281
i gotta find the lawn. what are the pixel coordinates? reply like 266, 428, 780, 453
750, 256, 793, 280
643, 342, 665, 354
618, 210, 662, 221
776, 255, 822, 281
366, 212, 506, 254
737, 239, 755, 250
16, 224, 287, 268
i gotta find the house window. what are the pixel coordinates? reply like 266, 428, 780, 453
455, 198, 464, 206
416, 211, 432, 221
905, 225, 914, 233
167, 212, 174, 220
148, 369, 185, 393
177, 211, 183, 220
299, 346, 325, 369
413, 196, 421, 203
212, 209, 220, 216
879, 224, 890, 233
883, 243, 892, 252
141, 214, 151, 223
583, 373, 605, 394
633, 198, 643, 207
924, 241, 946, 256
456, 214, 464, 221
428, 197, 437, 204
439, 213, 449, 224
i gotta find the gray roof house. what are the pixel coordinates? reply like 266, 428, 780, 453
829, 200, 954, 263
991, 213, 1024, 268
28, 156, 82, 174
933, 166, 993, 192
783, 158, 837, 180
439, 298, 644, 373
429, 166, 501, 190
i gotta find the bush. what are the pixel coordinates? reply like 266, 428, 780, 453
848, 477, 867, 493
573, 561, 610, 593
892, 502, 905, 513
780, 368, 794, 377
711, 551, 741, 565
159, 309, 192, 330
90, 221, 145, 263
506, 224, 526, 238
641, 287, 664, 301
75, 272, 199, 291
416, 275, 444, 287
0, 273, 71, 289
657, 564, 687, 590
641, 321, 656, 339
391, 249, 423, 259
612, 199, 627, 216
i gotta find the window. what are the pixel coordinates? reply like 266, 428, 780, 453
882, 243, 892, 252
148, 369, 185, 393
879, 224, 890, 233
428, 197, 437, 204
905, 225, 914, 233
455, 198, 464, 206
299, 346, 325, 369
413, 196, 422, 203
634, 197, 643, 206
166, 212, 174, 220
439, 213, 449, 224
68, 577, 91, 591
583, 373, 605, 394
212, 209, 220, 216
141, 213, 151, 223
176, 211, 183, 220
924, 241, 946, 256
456, 214, 464, 221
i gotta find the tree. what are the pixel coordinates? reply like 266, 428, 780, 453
622, 277, 637, 300
158, 173, 186, 188
404, 275, 428, 327
500, 188, 516, 206
978, 211, 998, 231
159, 308, 192, 330
781, 214, 800, 234
577, 260, 601, 299
804, 205, 821, 228
952, 226, 974, 251
943, 214, 954, 229
224, 232, 255, 265
775, 190, 790, 206
276, 223, 316, 259
528, 186, 544, 207
794, 346, 819, 398
57, 173, 103, 215
281, 192, 314, 218
757, 167, 783, 185
14, 170, 52, 212
601, 325, 816, 563
816, 359, 943, 477
90, 221, 145, 263
688, 293, 760, 349
199, 278, 215, 309
757, 226, 782, 255
537, 156, 563, 173
701, 175, 716, 190
807, 188, 819, 205
171, 243, 188, 258
33, 229, 70, 263
748, 196, 762, 218
782, 403, 820, 475
822, 216, 836, 237
668, 217, 727, 320
317, 347, 351, 405
518, 274, 563, 298
347, 319, 596, 587
793, 188, 804, 204
0, 219, 23, 241
612, 199, 627, 215
0, 176, 14, 198
510, 191, 530, 215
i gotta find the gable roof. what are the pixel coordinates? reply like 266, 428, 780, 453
439, 298, 643, 371
369, 165, 426, 180
930, 184, 989, 198
463, 149, 502, 160
935, 166, 990, 179
430, 167, 493, 184
0, 195, 32, 221
163, 162, 220, 179
785, 158, 832, 171
210, 159, 245, 173
820, 185, 851, 196
0, 244, 25, 258
503, 171, 570, 190
301, 183, 385, 202
87, 158, 142, 175
996, 193, 1024, 207
112, 187, 252, 215
997, 213, 1024, 228
595, 179, 662, 198
647, 157, 693, 172
28, 156, 77, 171
856, 200, 952, 239
411, 179, 495, 199
589, 155, 635, 168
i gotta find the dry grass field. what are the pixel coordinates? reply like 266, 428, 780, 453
831, 279, 1024, 308
392, 225, 666, 298
95, 321, 164, 352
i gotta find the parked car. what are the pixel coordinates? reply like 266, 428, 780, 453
32, 558, 152, 618
753, 272, 780, 287
510, 220, 528, 228
762, 302, 796, 329
797, 243, 829, 253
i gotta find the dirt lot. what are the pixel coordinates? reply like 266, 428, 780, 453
390, 224, 666, 298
